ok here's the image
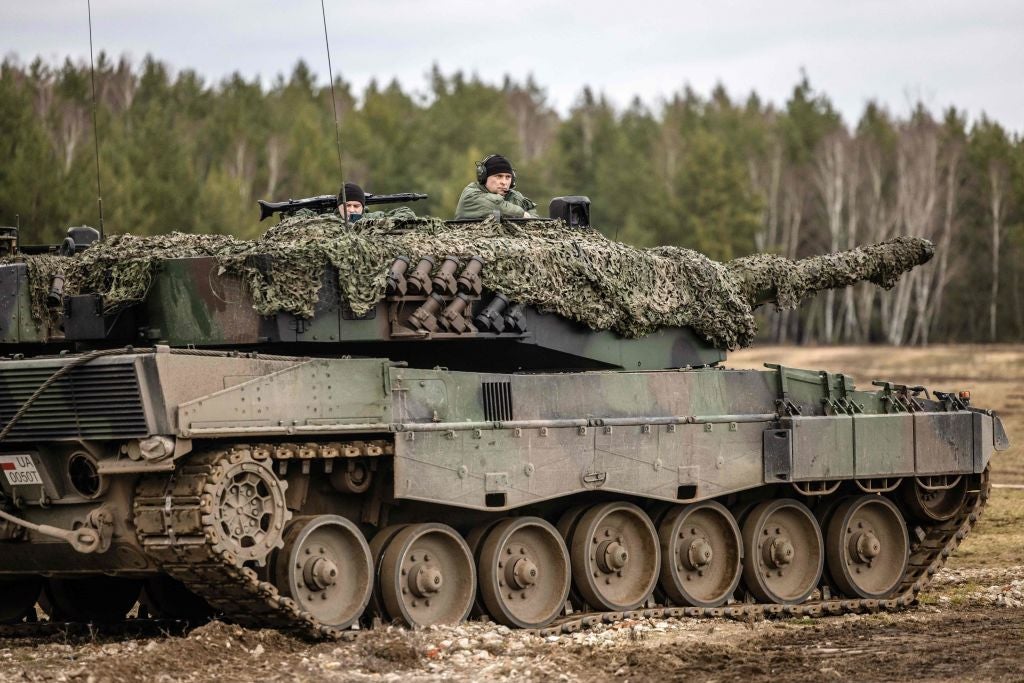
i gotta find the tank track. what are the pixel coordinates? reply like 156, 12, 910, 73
131, 450, 355, 642
536, 471, 989, 637
126, 447, 988, 640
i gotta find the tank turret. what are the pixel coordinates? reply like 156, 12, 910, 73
4, 215, 933, 372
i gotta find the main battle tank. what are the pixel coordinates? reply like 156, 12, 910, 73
0, 207, 1009, 637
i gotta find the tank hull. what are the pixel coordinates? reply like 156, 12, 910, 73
0, 349, 1007, 632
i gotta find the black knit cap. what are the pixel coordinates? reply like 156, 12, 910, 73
338, 182, 365, 207
483, 155, 513, 178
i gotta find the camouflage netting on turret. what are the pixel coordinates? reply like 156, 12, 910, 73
7, 213, 933, 349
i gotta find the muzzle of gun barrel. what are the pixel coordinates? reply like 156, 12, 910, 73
406, 257, 435, 295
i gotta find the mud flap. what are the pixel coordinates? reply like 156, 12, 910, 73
763, 428, 792, 482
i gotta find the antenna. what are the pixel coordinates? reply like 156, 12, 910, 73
87, 0, 104, 239
319, 0, 348, 224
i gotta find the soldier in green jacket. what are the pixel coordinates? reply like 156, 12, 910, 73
454, 155, 538, 219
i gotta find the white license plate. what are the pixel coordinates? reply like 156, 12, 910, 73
0, 455, 42, 486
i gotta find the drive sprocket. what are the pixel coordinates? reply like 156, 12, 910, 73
200, 449, 290, 565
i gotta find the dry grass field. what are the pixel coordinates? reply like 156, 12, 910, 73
1, 345, 1021, 682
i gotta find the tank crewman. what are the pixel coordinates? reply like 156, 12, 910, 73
338, 182, 367, 221
454, 154, 538, 219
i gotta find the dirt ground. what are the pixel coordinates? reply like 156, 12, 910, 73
2, 345, 1022, 683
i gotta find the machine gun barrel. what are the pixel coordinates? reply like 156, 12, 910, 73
258, 192, 429, 221
366, 192, 428, 206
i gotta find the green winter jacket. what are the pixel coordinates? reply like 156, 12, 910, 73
454, 183, 537, 219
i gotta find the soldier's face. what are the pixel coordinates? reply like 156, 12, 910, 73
485, 173, 513, 195
339, 201, 364, 218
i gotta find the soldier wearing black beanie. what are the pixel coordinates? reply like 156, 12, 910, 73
482, 155, 514, 178
338, 182, 366, 220
335, 182, 419, 222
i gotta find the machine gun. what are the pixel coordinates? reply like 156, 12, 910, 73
258, 192, 428, 221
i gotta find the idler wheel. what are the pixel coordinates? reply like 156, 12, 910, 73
901, 476, 968, 522
273, 515, 373, 629
826, 495, 909, 599
378, 523, 475, 627
41, 576, 142, 623
740, 499, 823, 605
0, 577, 41, 623
143, 575, 214, 621
569, 502, 660, 611
478, 517, 571, 629
658, 501, 743, 608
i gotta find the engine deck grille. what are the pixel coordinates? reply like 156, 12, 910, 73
482, 380, 513, 422
0, 359, 148, 441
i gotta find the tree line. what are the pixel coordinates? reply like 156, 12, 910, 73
1, 55, 1021, 344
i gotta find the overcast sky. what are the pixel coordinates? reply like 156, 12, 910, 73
3, 0, 1023, 131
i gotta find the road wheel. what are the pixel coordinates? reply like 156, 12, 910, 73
273, 515, 373, 629
658, 501, 742, 607
901, 477, 967, 522
740, 499, 823, 604
826, 495, 909, 599
478, 517, 570, 628
367, 524, 408, 619
569, 502, 659, 611
378, 523, 475, 627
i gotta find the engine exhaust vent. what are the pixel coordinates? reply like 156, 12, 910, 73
0, 359, 147, 441
482, 381, 513, 422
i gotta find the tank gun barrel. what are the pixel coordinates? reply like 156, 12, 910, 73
727, 236, 935, 308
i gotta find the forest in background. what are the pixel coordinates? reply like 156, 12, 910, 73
1, 55, 1022, 345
